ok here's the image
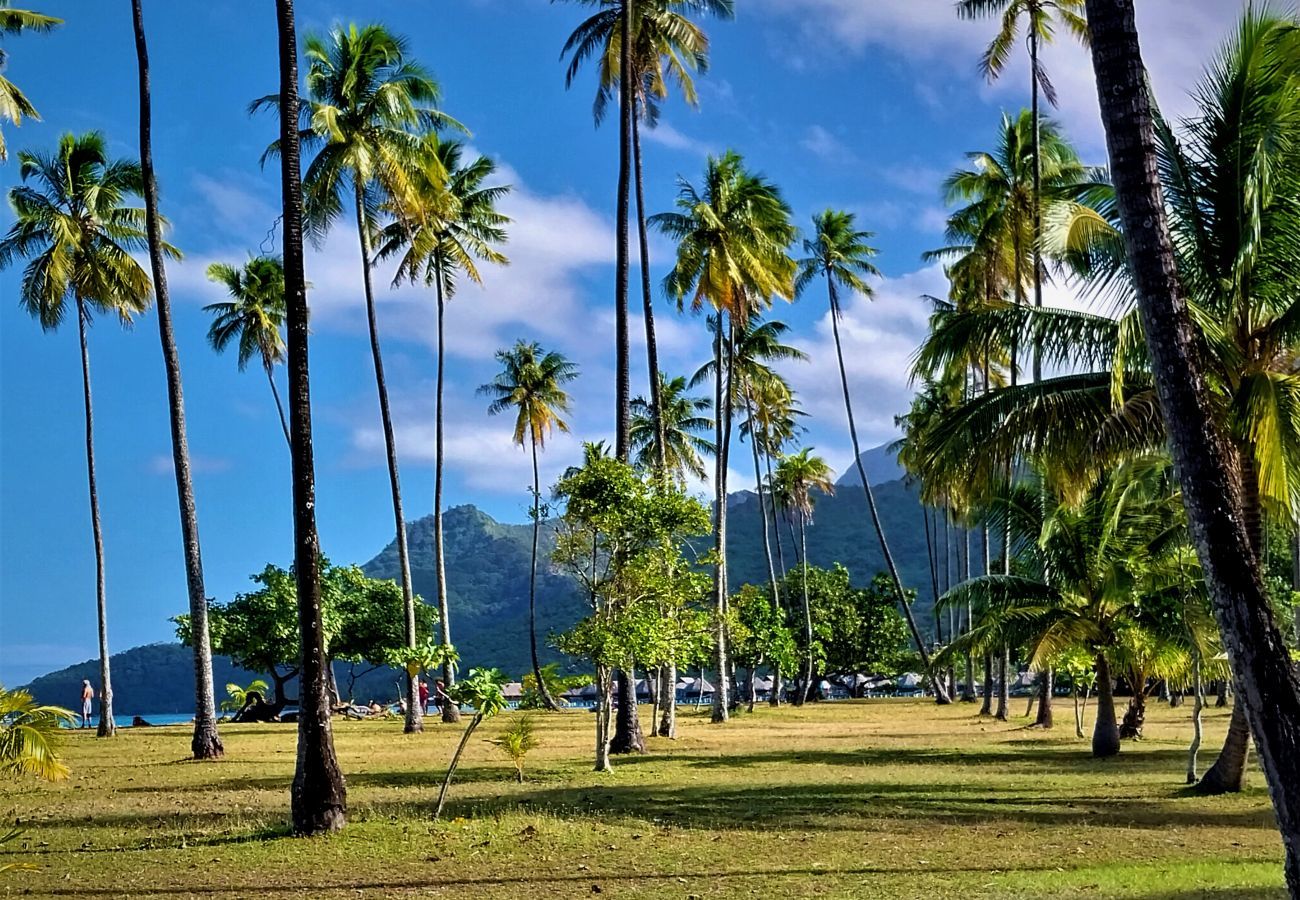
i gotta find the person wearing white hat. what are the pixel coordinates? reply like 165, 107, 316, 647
80, 679, 94, 729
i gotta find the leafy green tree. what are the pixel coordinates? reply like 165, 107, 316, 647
772, 449, 836, 704
378, 140, 510, 719
204, 256, 291, 445
729, 584, 797, 711
0, 131, 163, 738
781, 568, 911, 681
481, 341, 579, 713
0, 2, 60, 161
433, 668, 509, 820
256, 22, 455, 735
630, 373, 714, 484
553, 455, 712, 763
653, 150, 796, 722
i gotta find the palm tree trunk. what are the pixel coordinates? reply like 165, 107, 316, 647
613, 0, 632, 459
745, 383, 783, 707
432, 712, 484, 821
131, 0, 219, 760
657, 662, 676, 738
711, 315, 730, 724
962, 527, 976, 702
1092, 651, 1120, 758
981, 653, 994, 716
826, 279, 948, 702
1087, 5, 1300, 887
529, 432, 561, 711
995, 646, 1009, 721
266, 363, 292, 447
1196, 703, 1251, 794
277, 0, 346, 833
610, 666, 645, 753
798, 520, 814, 706
353, 182, 422, 736
631, 107, 666, 470
766, 449, 787, 577
75, 296, 115, 739
1188, 655, 1205, 784
1030, 21, 1044, 384
433, 274, 459, 724
1034, 667, 1054, 728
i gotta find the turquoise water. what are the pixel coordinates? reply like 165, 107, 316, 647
66, 713, 207, 728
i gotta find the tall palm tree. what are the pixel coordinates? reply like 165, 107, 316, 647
1082, 3, 1300, 882
272, 0, 346, 834
653, 150, 796, 722
557, 0, 734, 468
957, 0, 1088, 380
0, 132, 160, 738
772, 448, 835, 706
796, 209, 952, 703
204, 257, 291, 446
378, 139, 510, 722
480, 342, 579, 714
130, 0, 221, 761
0, 2, 59, 162
630, 373, 714, 483
256, 23, 453, 735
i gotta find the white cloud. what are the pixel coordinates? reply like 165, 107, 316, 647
641, 121, 716, 157
800, 125, 857, 165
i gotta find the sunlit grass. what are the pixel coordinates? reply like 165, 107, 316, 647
0, 699, 1285, 898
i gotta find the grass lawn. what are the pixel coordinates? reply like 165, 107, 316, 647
0, 698, 1286, 899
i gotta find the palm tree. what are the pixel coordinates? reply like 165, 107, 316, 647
630, 373, 714, 483
796, 209, 953, 703
256, 23, 454, 735
378, 139, 510, 722
557, 0, 734, 468
0, 2, 60, 162
957, 0, 1088, 380
0, 132, 161, 738
204, 257, 291, 445
480, 341, 579, 714
272, 0, 346, 834
1083, 2, 1300, 882
0, 686, 73, 782
772, 449, 835, 706
130, 0, 222, 761
653, 150, 796, 722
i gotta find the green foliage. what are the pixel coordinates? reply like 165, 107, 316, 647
776, 566, 910, 676
519, 663, 591, 710
729, 584, 797, 674
0, 685, 73, 782
219, 679, 270, 713
384, 639, 458, 680
489, 715, 539, 782
450, 668, 509, 719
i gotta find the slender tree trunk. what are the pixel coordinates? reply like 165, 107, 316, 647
1073, 688, 1084, 738
278, 0, 346, 832
613, 0, 632, 459
1196, 703, 1252, 794
594, 664, 613, 771
826, 279, 948, 702
995, 646, 1009, 722
767, 450, 787, 577
131, 0, 218, 759
433, 275, 459, 723
432, 713, 483, 821
657, 662, 676, 738
962, 527, 976, 702
746, 387, 783, 708
529, 433, 560, 711
798, 522, 814, 706
631, 108, 665, 470
1035, 668, 1054, 728
1092, 653, 1120, 758
1188, 655, 1205, 784
353, 183, 421, 735
1087, 3, 1300, 887
266, 363, 292, 447
1030, 23, 1044, 383
981, 653, 994, 716
75, 297, 115, 739
711, 315, 730, 723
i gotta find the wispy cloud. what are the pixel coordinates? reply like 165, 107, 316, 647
800, 125, 857, 165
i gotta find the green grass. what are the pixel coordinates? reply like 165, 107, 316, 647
0, 699, 1286, 898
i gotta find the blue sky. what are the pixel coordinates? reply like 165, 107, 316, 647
0, 0, 1241, 685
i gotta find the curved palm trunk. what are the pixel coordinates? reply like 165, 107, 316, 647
826, 279, 948, 703
613, 0, 632, 459
797, 522, 814, 706
710, 315, 731, 723
631, 108, 666, 470
1092, 652, 1120, 758
76, 297, 114, 739
1196, 703, 1252, 794
528, 432, 561, 711
766, 450, 788, 577
278, 0, 346, 833
432, 276, 459, 724
353, 183, 422, 735
1187, 655, 1205, 784
265, 363, 292, 447
131, 0, 219, 759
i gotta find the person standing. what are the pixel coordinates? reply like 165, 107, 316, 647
418, 680, 430, 714
80, 679, 94, 729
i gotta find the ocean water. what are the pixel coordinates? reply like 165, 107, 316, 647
65, 713, 208, 728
